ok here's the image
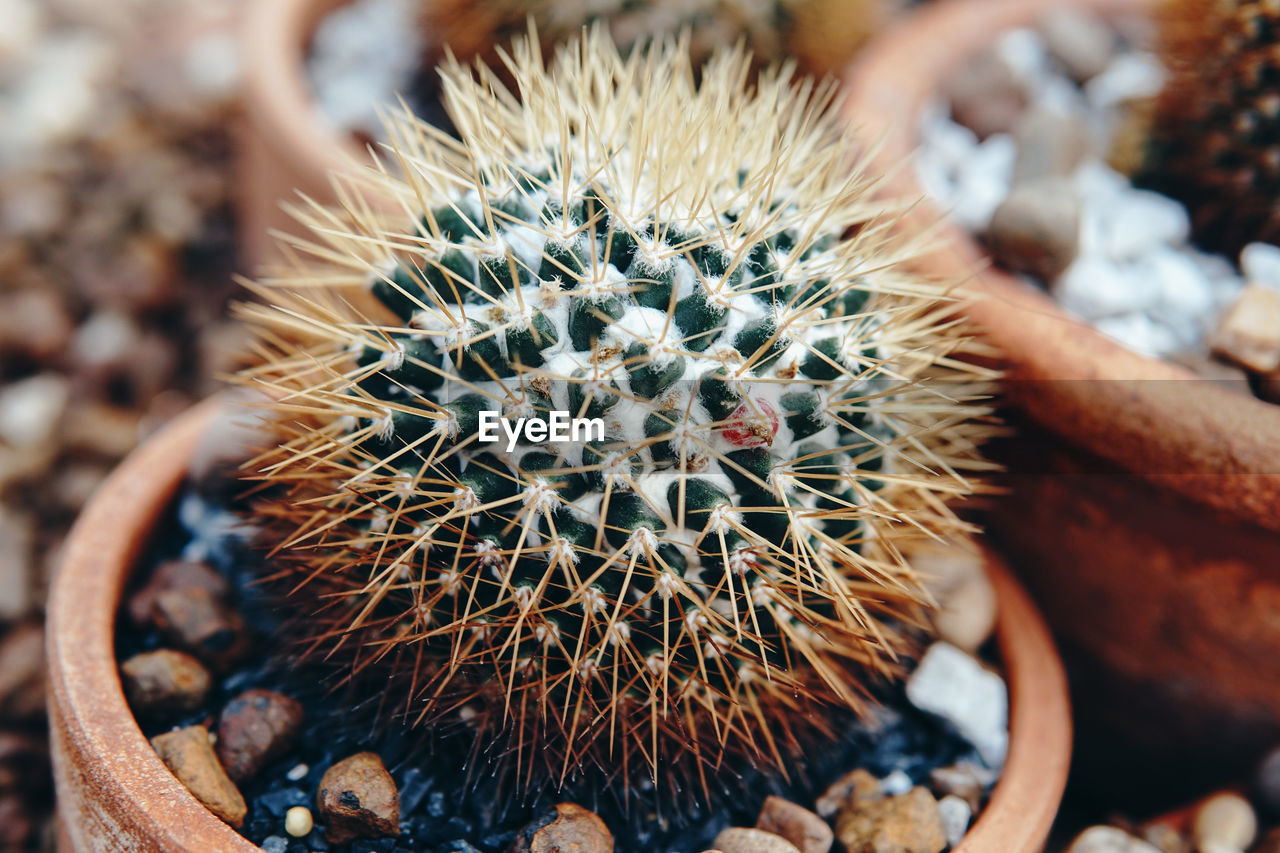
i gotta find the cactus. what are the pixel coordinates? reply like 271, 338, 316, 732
425, 0, 894, 80
1137, 0, 1280, 253
239, 29, 993, 800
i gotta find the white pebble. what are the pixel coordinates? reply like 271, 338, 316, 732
1192, 793, 1256, 852
905, 643, 1008, 769
0, 0, 42, 64
308, 0, 424, 138
285, 763, 309, 781
184, 31, 240, 102
285, 806, 314, 838
922, 106, 982, 168
995, 28, 1048, 80
937, 795, 973, 847
950, 133, 1016, 231
1101, 189, 1190, 261
1066, 826, 1162, 853
1031, 74, 1089, 115
1241, 242, 1280, 290
0, 374, 69, 450
72, 311, 138, 365
1084, 52, 1165, 109
1055, 256, 1153, 320
880, 769, 913, 796
1141, 249, 1216, 341
1093, 313, 1179, 358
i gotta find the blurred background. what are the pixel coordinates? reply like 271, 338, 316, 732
0, 0, 247, 845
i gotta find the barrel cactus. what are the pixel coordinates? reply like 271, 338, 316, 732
1137, 0, 1280, 253
240, 29, 992, 798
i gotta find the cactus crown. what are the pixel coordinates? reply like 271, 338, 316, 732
239, 29, 992, 800
1139, 0, 1280, 253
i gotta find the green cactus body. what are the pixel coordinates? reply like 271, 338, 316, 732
241, 29, 991, 797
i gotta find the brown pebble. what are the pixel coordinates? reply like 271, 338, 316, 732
1012, 107, 1091, 183
836, 786, 946, 853
1038, 7, 1118, 81
317, 751, 400, 844
928, 762, 991, 812
985, 178, 1081, 281
713, 827, 801, 853
120, 649, 211, 717
947, 49, 1027, 139
128, 559, 230, 627
0, 290, 72, 361
816, 767, 882, 818
151, 586, 248, 670
150, 725, 246, 828
510, 802, 614, 853
215, 689, 303, 783
1210, 284, 1280, 373
755, 796, 832, 853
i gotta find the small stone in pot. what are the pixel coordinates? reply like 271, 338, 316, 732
816, 767, 882, 818
948, 49, 1027, 139
755, 796, 832, 853
1210, 284, 1280, 373
509, 802, 614, 852
120, 649, 211, 717
284, 805, 313, 837
985, 178, 1081, 282
214, 688, 303, 783
712, 827, 801, 853
127, 558, 229, 627
151, 586, 249, 671
1191, 792, 1256, 853
836, 786, 946, 853
316, 751, 399, 844
150, 725, 246, 829
1065, 826, 1162, 853
929, 761, 993, 812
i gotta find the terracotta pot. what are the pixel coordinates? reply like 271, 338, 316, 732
239, 0, 374, 268
843, 0, 1280, 808
48, 397, 1070, 851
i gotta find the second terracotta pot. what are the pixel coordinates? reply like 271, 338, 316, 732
48, 399, 1071, 851
844, 0, 1280, 808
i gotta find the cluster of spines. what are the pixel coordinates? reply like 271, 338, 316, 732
423, 0, 893, 81
238, 29, 993, 802
1138, 0, 1280, 253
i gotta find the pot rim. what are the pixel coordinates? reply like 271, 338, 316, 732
241, 0, 378, 206
47, 397, 1070, 851
842, 0, 1280, 530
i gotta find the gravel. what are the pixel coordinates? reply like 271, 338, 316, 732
917, 14, 1278, 369
116, 488, 1010, 853
307, 0, 427, 141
